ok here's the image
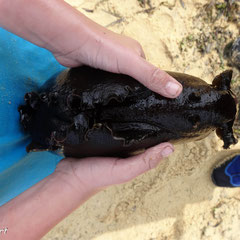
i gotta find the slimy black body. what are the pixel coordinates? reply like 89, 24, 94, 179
19, 66, 238, 158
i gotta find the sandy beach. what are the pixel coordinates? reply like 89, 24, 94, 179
43, 0, 240, 239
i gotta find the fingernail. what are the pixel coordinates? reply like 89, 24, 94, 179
165, 80, 182, 97
161, 146, 174, 158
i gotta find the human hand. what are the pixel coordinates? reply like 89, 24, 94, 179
58, 143, 173, 194
53, 20, 182, 98
1, 142, 173, 240
0, 0, 182, 98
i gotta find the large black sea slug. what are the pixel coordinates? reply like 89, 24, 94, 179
19, 67, 238, 158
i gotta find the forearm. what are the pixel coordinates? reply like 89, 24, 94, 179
0, 0, 182, 97
0, 0, 103, 55
0, 161, 95, 240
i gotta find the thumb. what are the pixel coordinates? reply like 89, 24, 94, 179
68, 142, 174, 191
123, 56, 182, 98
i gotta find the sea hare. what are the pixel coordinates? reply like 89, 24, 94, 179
18, 66, 238, 158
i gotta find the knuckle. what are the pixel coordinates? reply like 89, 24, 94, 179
147, 68, 165, 88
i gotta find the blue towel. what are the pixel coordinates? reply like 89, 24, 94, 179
0, 28, 66, 205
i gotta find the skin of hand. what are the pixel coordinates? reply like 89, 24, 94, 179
1, 143, 173, 240
0, 0, 182, 239
0, 0, 182, 98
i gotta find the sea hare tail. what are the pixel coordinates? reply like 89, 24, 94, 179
216, 120, 238, 149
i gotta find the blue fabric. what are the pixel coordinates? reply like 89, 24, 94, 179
0, 28, 66, 205
225, 155, 240, 187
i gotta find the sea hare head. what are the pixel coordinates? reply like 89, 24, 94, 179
18, 67, 238, 158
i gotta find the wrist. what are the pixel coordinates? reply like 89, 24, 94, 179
52, 159, 98, 199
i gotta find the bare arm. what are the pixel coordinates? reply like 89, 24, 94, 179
0, 0, 182, 98
0, 144, 173, 240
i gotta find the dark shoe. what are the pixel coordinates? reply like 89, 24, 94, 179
212, 154, 240, 187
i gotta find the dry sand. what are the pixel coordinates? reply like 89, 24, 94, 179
43, 0, 240, 239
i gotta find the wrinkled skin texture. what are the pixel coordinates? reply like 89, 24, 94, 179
19, 67, 238, 158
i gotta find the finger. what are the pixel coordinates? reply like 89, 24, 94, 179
125, 56, 182, 98
68, 142, 174, 190
107, 142, 174, 185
